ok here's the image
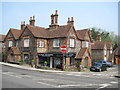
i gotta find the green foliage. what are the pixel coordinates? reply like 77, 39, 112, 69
90, 27, 119, 45
32, 60, 35, 62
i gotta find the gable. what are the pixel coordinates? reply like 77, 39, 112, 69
4, 30, 15, 41
20, 27, 34, 38
84, 32, 90, 41
8, 32, 14, 38
67, 27, 77, 39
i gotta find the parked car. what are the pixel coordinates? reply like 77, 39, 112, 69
90, 63, 107, 72
99, 60, 112, 67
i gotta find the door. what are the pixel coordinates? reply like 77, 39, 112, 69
10, 54, 14, 61
84, 57, 88, 68
24, 54, 29, 64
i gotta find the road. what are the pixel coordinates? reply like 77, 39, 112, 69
1, 64, 119, 89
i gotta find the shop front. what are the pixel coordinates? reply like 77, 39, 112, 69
38, 53, 76, 69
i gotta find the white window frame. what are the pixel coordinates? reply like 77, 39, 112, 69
86, 42, 89, 47
24, 38, 29, 47
104, 49, 107, 55
110, 50, 112, 54
70, 39, 75, 47
53, 39, 59, 47
39, 41, 44, 47
9, 40, 13, 47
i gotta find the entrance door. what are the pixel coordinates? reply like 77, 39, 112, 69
24, 54, 29, 64
10, 54, 14, 61
84, 57, 88, 68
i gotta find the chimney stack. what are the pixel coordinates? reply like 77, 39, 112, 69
29, 16, 35, 26
54, 10, 58, 25
21, 21, 25, 30
51, 14, 54, 25
67, 17, 71, 25
70, 17, 74, 25
67, 17, 74, 25
49, 10, 59, 30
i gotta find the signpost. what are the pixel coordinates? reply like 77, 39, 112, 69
60, 46, 67, 71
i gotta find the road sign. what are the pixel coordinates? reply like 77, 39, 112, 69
60, 46, 67, 52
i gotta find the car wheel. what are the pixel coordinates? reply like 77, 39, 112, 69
99, 69, 102, 72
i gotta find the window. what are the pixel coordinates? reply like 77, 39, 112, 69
9, 41, 13, 47
24, 39, 29, 47
82, 41, 89, 48
110, 50, 112, 54
53, 39, 59, 47
39, 41, 44, 47
70, 39, 75, 47
86, 42, 89, 47
70, 57, 74, 65
104, 50, 107, 55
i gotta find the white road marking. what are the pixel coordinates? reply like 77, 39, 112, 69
96, 83, 111, 90
110, 81, 118, 84
59, 84, 97, 87
37, 81, 59, 88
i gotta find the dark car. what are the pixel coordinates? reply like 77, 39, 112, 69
99, 60, 112, 67
90, 63, 107, 72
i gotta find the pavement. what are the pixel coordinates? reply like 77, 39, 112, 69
0, 62, 119, 78
0, 62, 64, 73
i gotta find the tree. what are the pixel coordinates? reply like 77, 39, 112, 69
90, 27, 119, 46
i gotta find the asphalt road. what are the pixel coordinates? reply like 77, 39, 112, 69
1, 64, 119, 89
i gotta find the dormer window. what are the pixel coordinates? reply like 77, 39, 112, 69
24, 38, 29, 47
70, 39, 75, 47
53, 39, 59, 47
9, 40, 13, 47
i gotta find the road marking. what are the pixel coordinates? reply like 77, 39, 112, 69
59, 84, 97, 87
110, 81, 118, 84
37, 81, 59, 88
66, 74, 73, 75
95, 83, 111, 90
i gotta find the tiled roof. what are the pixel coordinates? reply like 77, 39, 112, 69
75, 48, 87, 58
26, 25, 72, 38
10, 29, 21, 39
91, 41, 105, 49
91, 41, 112, 50
0, 34, 6, 41
11, 47, 21, 54
76, 29, 88, 40
106, 42, 112, 49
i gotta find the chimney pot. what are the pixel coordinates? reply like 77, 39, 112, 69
30, 17, 32, 20
55, 10, 58, 15
71, 17, 74, 21
68, 18, 70, 21
33, 16, 35, 20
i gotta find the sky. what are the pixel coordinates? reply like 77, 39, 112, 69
1, 2, 118, 35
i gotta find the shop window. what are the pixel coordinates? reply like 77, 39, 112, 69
39, 41, 44, 47
70, 57, 74, 65
9, 40, 13, 47
70, 39, 75, 47
24, 38, 29, 47
53, 39, 59, 47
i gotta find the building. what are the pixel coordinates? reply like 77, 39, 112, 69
91, 41, 113, 63
4, 10, 92, 70
0, 34, 6, 62
108, 43, 120, 64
